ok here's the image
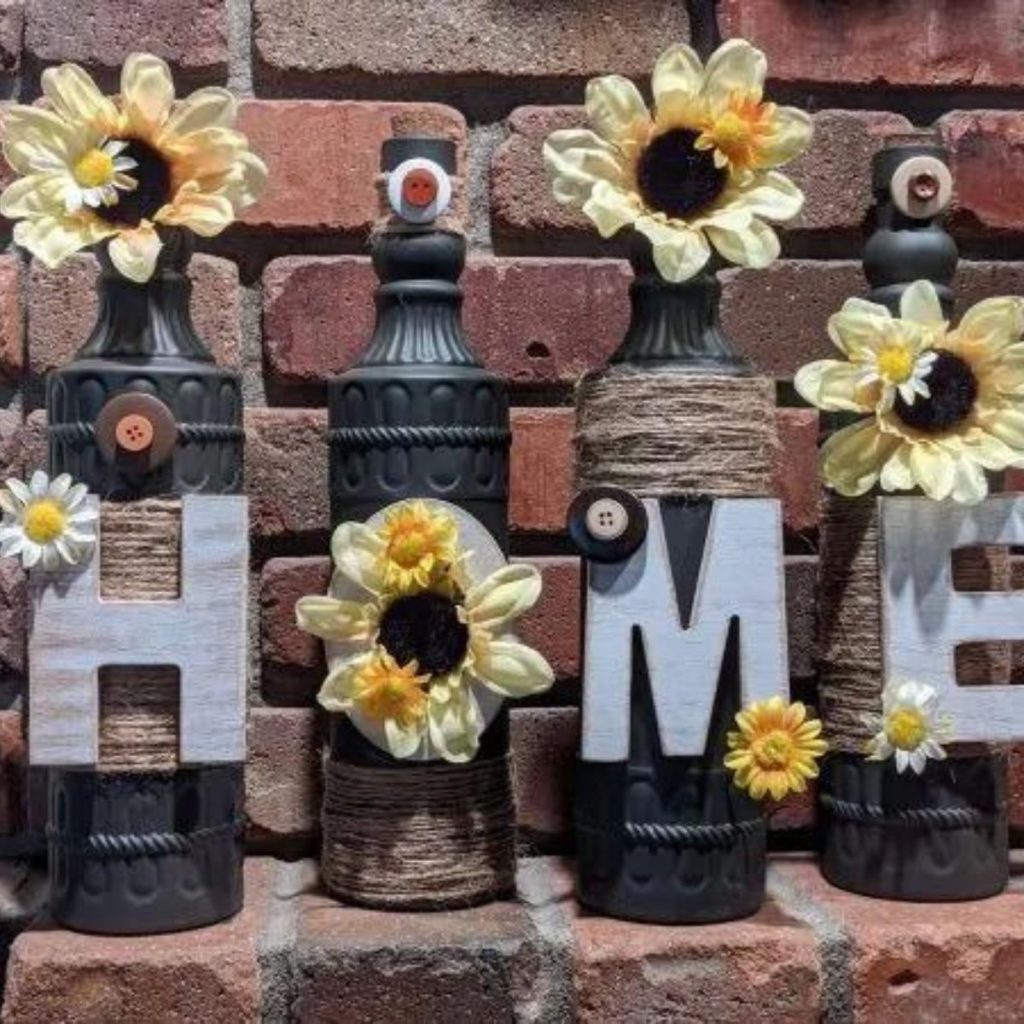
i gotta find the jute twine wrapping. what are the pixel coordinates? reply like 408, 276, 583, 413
97, 500, 181, 774
576, 367, 778, 497
322, 756, 516, 909
818, 492, 1010, 754
372, 173, 465, 238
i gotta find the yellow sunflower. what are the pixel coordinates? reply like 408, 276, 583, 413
543, 39, 811, 282
1, 53, 266, 282
725, 696, 827, 801
795, 279, 1024, 504
296, 499, 554, 762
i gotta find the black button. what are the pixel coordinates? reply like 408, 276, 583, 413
567, 487, 648, 563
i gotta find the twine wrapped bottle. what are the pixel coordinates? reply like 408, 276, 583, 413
818, 137, 1008, 900
574, 233, 780, 923
322, 137, 516, 909
44, 229, 246, 934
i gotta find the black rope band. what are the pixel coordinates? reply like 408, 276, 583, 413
48, 422, 244, 449
624, 817, 763, 850
329, 425, 512, 451
821, 794, 992, 830
47, 818, 244, 860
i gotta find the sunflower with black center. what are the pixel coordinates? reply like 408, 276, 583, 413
543, 39, 811, 283
0, 53, 266, 282
296, 500, 554, 762
796, 279, 1024, 504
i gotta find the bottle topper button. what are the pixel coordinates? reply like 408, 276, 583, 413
95, 392, 178, 470
387, 157, 453, 225
114, 413, 155, 453
889, 154, 953, 219
568, 487, 648, 563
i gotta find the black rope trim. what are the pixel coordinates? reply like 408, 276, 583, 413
821, 794, 992, 830
47, 818, 244, 860
328, 425, 512, 451
47, 422, 243, 449
624, 818, 763, 851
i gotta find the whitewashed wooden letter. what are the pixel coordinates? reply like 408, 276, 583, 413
881, 494, 1024, 742
28, 494, 248, 766
581, 497, 789, 761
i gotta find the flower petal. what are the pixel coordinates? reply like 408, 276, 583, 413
899, 279, 945, 326
827, 300, 894, 356
472, 639, 554, 698
162, 87, 238, 139
107, 222, 163, 283
584, 74, 651, 144
794, 359, 875, 413
634, 215, 711, 283
542, 129, 630, 206
155, 184, 234, 236
316, 653, 370, 713
651, 43, 704, 106
701, 39, 767, 108
719, 171, 804, 222
820, 418, 900, 496
427, 680, 484, 763
330, 521, 386, 596
41, 63, 119, 130
758, 106, 814, 167
581, 178, 640, 238
909, 442, 955, 501
121, 53, 175, 135
954, 296, 1024, 355
384, 716, 425, 759
464, 563, 542, 631
296, 595, 376, 642
704, 216, 780, 270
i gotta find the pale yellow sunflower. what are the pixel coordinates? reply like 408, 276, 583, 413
543, 39, 811, 282
725, 696, 827, 801
1, 53, 266, 282
296, 500, 554, 762
796, 279, 1024, 504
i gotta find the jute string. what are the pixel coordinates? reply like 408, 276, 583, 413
97, 500, 181, 774
818, 492, 1009, 753
321, 755, 516, 909
576, 367, 778, 497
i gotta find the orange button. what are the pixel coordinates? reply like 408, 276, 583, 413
402, 168, 438, 208
114, 413, 155, 453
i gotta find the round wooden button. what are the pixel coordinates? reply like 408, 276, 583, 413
889, 155, 953, 219
568, 487, 648, 564
402, 168, 439, 208
94, 392, 178, 470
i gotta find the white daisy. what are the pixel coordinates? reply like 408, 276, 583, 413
865, 680, 953, 775
31, 137, 138, 214
0, 470, 98, 571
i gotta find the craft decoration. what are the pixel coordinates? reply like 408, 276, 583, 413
4, 54, 259, 934
798, 135, 1012, 902
318, 136, 522, 910
0, 471, 97, 569
297, 499, 552, 763
555, 39, 810, 924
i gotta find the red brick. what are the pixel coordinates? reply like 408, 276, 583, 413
237, 101, 466, 234
769, 780, 818, 835
0, 1, 22, 74
1, 858, 273, 1022
261, 254, 628, 390
292, 883, 550, 1021
0, 555, 26, 679
490, 108, 912, 250
780, 859, 1024, 1022
243, 407, 328, 542
510, 407, 574, 535
941, 112, 1024, 236
0, 709, 25, 836
27, 253, 241, 377
0, 253, 21, 382
13, 408, 45, 479
511, 707, 578, 849
774, 408, 819, 536
253, 1, 687, 93
514, 555, 580, 681
720, 0, 1024, 91
25, 0, 227, 77
246, 708, 320, 852
572, 893, 822, 1023
784, 555, 818, 683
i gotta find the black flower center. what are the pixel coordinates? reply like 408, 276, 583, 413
635, 128, 728, 220
894, 350, 978, 434
377, 591, 469, 676
96, 138, 171, 227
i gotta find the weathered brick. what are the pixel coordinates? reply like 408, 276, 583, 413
1, 858, 273, 1022
769, 782, 818, 835
253, 1, 687, 96
510, 407, 574, 534
246, 708, 320, 852
0, 709, 24, 836
511, 707, 578, 850
0, 252, 21, 382
572, 890, 822, 1023
12, 409, 44, 478
785, 555, 818, 683
779, 859, 1024, 1021
490, 108, 912, 251
291, 881, 549, 1022
237, 101, 466, 234
720, 0, 1024, 91
25, 0, 227, 78
774, 408, 819, 536
0, 556, 25, 679
514, 555, 580, 682
941, 112, 1024, 236
27, 253, 241, 377
261, 254, 628, 390
243, 408, 328, 543
0, 1, 22, 74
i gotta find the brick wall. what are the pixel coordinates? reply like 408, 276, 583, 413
2, 1, 1024, 1020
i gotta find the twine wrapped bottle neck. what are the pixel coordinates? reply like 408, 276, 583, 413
611, 232, 749, 373
75, 228, 213, 362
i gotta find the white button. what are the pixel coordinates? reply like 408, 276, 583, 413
586, 498, 629, 541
